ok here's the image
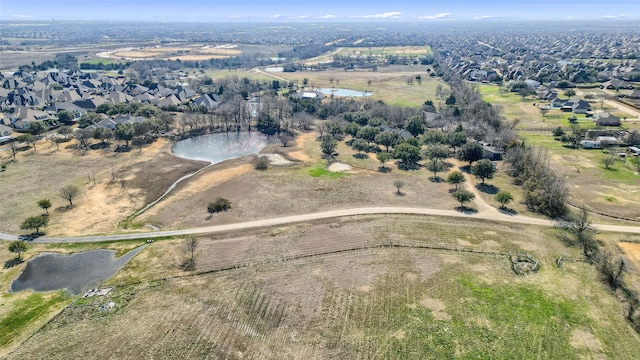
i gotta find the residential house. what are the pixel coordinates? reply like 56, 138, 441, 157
561, 99, 592, 114
594, 113, 621, 127
0, 124, 13, 136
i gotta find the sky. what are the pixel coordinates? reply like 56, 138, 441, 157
1, 0, 638, 22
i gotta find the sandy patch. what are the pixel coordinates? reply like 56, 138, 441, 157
328, 162, 352, 172
618, 242, 640, 271
570, 329, 604, 354
419, 297, 451, 320
142, 163, 253, 217
259, 154, 294, 165
288, 132, 315, 162
357, 285, 373, 293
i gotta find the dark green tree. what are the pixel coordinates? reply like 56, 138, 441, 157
452, 189, 475, 208
393, 143, 421, 166
37, 199, 52, 215
115, 123, 135, 147
29, 121, 47, 136
446, 131, 467, 151
375, 131, 401, 152
320, 134, 337, 157
8, 240, 27, 260
447, 170, 466, 190
376, 151, 391, 170
20, 215, 49, 234
404, 115, 424, 137
56, 110, 74, 123
495, 191, 514, 209
356, 126, 380, 145
352, 139, 369, 155
472, 159, 496, 184
457, 142, 484, 166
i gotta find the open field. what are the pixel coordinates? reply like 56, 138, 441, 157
275, 66, 445, 107
474, 84, 640, 220
304, 46, 432, 65
107, 44, 242, 61
0, 137, 206, 236
4, 216, 640, 359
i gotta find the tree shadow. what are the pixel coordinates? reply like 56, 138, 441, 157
378, 166, 391, 173
476, 183, 499, 194
4, 257, 23, 269
115, 145, 132, 153
429, 176, 443, 183
395, 191, 406, 197
353, 153, 369, 159
396, 162, 420, 171
90, 142, 110, 150
459, 165, 472, 173
499, 207, 518, 216
455, 206, 478, 214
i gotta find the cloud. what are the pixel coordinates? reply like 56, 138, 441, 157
360, 12, 402, 19
297, 15, 310, 19
270, 14, 282, 18
473, 15, 499, 20
11, 14, 33, 18
319, 14, 337, 19
602, 14, 629, 19
418, 13, 450, 20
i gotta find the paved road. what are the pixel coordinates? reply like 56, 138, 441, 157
1, 206, 639, 244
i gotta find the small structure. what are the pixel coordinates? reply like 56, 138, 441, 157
482, 143, 503, 161
629, 146, 640, 156
580, 140, 601, 149
597, 136, 618, 147
298, 90, 324, 100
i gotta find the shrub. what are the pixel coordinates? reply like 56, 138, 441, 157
207, 198, 231, 214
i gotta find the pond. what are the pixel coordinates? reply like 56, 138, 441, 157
172, 132, 276, 164
10, 246, 147, 295
316, 87, 372, 97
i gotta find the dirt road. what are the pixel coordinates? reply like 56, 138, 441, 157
2, 206, 639, 244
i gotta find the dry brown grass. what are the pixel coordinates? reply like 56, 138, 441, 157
0, 137, 205, 236
6, 217, 640, 359
112, 45, 241, 60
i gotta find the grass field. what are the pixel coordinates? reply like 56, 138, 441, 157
276, 67, 446, 107
305, 46, 432, 65
4, 216, 640, 359
474, 83, 640, 220
80, 58, 119, 65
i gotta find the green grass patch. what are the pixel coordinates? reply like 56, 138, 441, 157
80, 58, 117, 65
0, 292, 69, 347
308, 167, 347, 178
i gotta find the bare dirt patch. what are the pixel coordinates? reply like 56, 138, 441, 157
619, 242, 640, 271
570, 329, 604, 354
419, 297, 451, 320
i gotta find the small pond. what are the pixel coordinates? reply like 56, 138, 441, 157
172, 132, 276, 164
10, 246, 146, 295
316, 87, 372, 97
264, 67, 284, 72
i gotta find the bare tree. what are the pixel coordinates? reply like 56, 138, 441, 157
181, 238, 198, 271
60, 184, 80, 207
4, 142, 19, 161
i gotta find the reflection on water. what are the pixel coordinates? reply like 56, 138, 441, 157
316, 88, 372, 97
172, 132, 276, 164
10, 246, 147, 295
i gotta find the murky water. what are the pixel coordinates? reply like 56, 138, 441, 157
10, 246, 146, 295
172, 132, 275, 164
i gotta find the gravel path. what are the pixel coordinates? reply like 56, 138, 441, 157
1, 206, 639, 244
